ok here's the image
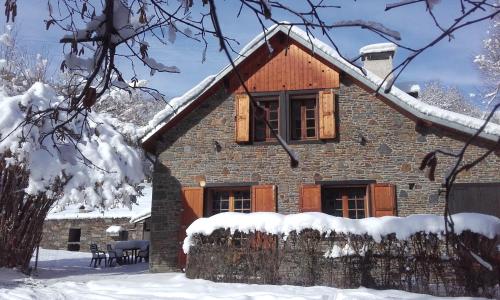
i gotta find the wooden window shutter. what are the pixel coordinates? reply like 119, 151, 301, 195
178, 187, 204, 269
300, 184, 322, 212
235, 93, 250, 142
318, 89, 336, 139
370, 184, 397, 217
251, 185, 277, 212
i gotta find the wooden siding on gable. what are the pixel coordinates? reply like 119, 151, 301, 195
230, 35, 340, 93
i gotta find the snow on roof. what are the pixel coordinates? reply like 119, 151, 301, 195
106, 225, 125, 234
140, 24, 500, 144
359, 42, 397, 55
46, 183, 152, 221
410, 84, 421, 93
183, 212, 500, 254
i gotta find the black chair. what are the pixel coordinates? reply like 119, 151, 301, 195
106, 244, 119, 267
135, 245, 149, 263
89, 244, 107, 268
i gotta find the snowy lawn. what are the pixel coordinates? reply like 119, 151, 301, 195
0, 248, 488, 300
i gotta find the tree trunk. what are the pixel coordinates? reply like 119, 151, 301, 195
0, 159, 55, 272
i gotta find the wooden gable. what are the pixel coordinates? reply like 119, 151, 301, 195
229, 33, 340, 93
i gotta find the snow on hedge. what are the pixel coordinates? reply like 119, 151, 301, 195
183, 212, 500, 253
0, 82, 144, 209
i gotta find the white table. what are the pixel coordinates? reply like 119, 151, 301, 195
114, 240, 149, 263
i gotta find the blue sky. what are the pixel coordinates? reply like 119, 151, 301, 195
5, 1, 493, 101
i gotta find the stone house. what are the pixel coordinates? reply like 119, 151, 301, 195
140, 24, 500, 272
41, 184, 152, 252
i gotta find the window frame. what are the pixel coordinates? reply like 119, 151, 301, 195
205, 187, 252, 217
321, 185, 370, 219
289, 93, 319, 141
252, 95, 280, 142
249, 90, 324, 144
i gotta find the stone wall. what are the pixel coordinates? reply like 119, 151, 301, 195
41, 218, 144, 252
150, 75, 500, 271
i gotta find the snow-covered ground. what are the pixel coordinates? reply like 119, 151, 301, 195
0, 248, 488, 300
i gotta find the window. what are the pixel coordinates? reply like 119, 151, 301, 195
253, 96, 279, 142
449, 183, 500, 217
67, 228, 81, 251
246, 90, 331, 143
290, 94, 317, 140
209, 188, 252, 216
207, 188, 252, 247
322, 187, 367, 219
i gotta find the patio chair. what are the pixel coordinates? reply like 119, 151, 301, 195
106, 244, 119, 267
89, 243, 107, 268
135, 245, 149, 263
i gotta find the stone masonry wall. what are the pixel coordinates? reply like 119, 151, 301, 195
41, 218, 144, 252
150, 75, 500, 272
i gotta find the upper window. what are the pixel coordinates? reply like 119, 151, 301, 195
322, 187, 367, 219
246, 90, 331, 143
253, 96, 279, 142
290, 94, 318, 141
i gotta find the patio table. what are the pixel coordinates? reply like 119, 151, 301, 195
114, 240, 149, 263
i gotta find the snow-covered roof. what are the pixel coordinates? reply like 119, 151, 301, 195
46, 183, 152, 221
141, 24, 500, 145
359, 42, 397, 55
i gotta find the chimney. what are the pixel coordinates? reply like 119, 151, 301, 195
359, 43, 397, 81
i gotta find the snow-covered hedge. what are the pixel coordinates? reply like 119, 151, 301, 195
183, 212, 500, 253
185, 212, 499, 297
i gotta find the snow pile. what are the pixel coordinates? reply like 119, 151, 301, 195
0, 248, 477, 300
106, 225, 124, 234
183, 212, 500, 253
0, 82, 144, 209
324, 244, 367, 258
47, 183, 152, 220
410, 84, 421, 94
359, 42, 397, 55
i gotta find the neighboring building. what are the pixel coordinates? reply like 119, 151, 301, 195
41, 184, 152, 252
140, 24, 500, 272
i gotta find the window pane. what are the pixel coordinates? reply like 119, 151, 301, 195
254, 122, 266, 141
307, 129, 315, 137
213, 191, 230, 215
253, 99, 279, 141
348, 200, 355, 209
323, 187, 367, 219
305, 100, 315, 109
357, 200, 364, 210
291, 101, 302, 140
270, 120, 279, 131
233, 190, 251, 213
306, 119, 315, 128
306, 109, 315, 119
